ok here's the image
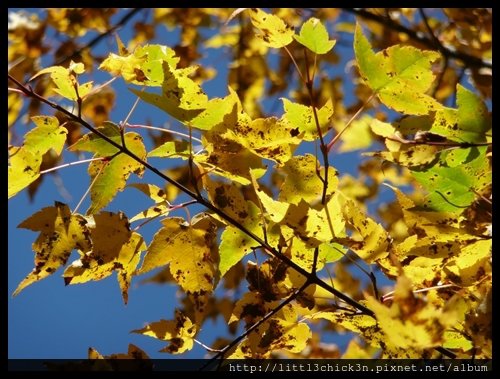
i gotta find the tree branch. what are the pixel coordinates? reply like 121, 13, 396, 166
342, 8, 492, 70
54, 8, 143, 66
8, 73, 374, 318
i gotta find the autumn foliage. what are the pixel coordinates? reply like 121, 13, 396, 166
8, 8, 491, 362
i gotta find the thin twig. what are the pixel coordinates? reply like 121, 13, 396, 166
72, 160, 107, 215
327, 92, 375, 152
283, 46, 306, 85
418, 8, 445, 53
194, 339, 222, 353
40, 157, 106, 174
53, 8, 143, 66
386, 136, 491, 148
126, 123, 203, 144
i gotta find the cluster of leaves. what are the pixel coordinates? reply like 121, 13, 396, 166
8, 8, 491, 363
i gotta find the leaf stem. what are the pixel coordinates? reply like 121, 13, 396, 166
72, 160, 107, 215
40, 157, 106, 175
126, 123, 203, 143
327, 92, 375, 152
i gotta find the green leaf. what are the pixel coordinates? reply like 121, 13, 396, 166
411, 152, 491, 212
282, 98, 333, 141
429, 84, 491, 143
25, 116, 67, 155
294, 17, 336, 54
354, 23, 441, 115
249, 8, 294, 48
99, 44, 179, 86
69, 121, 122, 156
30, 61, 93, 100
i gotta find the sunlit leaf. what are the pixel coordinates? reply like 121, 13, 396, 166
63, 212, 145, 304
30, 61, 93, 100
132, 310, 196, 354
411, 152, 490, 212
8, 116, 67, 198
294, 17, 336, 54
70, 122, 147, 214
429, 84, 491, 143
218, 202, 264, 277
282, 98, 333, 141
137, 216, 217, 294
341, 196, 390, 262
100, 44, 179, 86
248, 8, 294, 48
354, 23, 441, 115
14, 202, 90, 296
279, 154, 338, 205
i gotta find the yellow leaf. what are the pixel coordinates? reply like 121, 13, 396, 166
306, 192, 346, 241
30, 62, 93, 100
337, 115, 374, 152
99, 44, 179, 86
442, 330, 473, 351
255, 189, 290, 223
366, 276, 461, 351
132, 310, 196, 354
229, 294, 311, 357
14, 202, 90, 296
205, 178, 249, 223
218, 202, 266, 277
8, 147, 41, 199
137, 216, 217, 294
71, 125, 147, 214
8, 116, 67, 198
249, 8, 294, 48
63, 212, 145, 304
233, 116, 301, 164
341, 196, 390, 262
282, 98, 333, 142
130, 62, 208, 123
279, 154, 338, 205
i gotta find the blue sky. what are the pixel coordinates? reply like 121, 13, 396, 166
8, 9, 449, 360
